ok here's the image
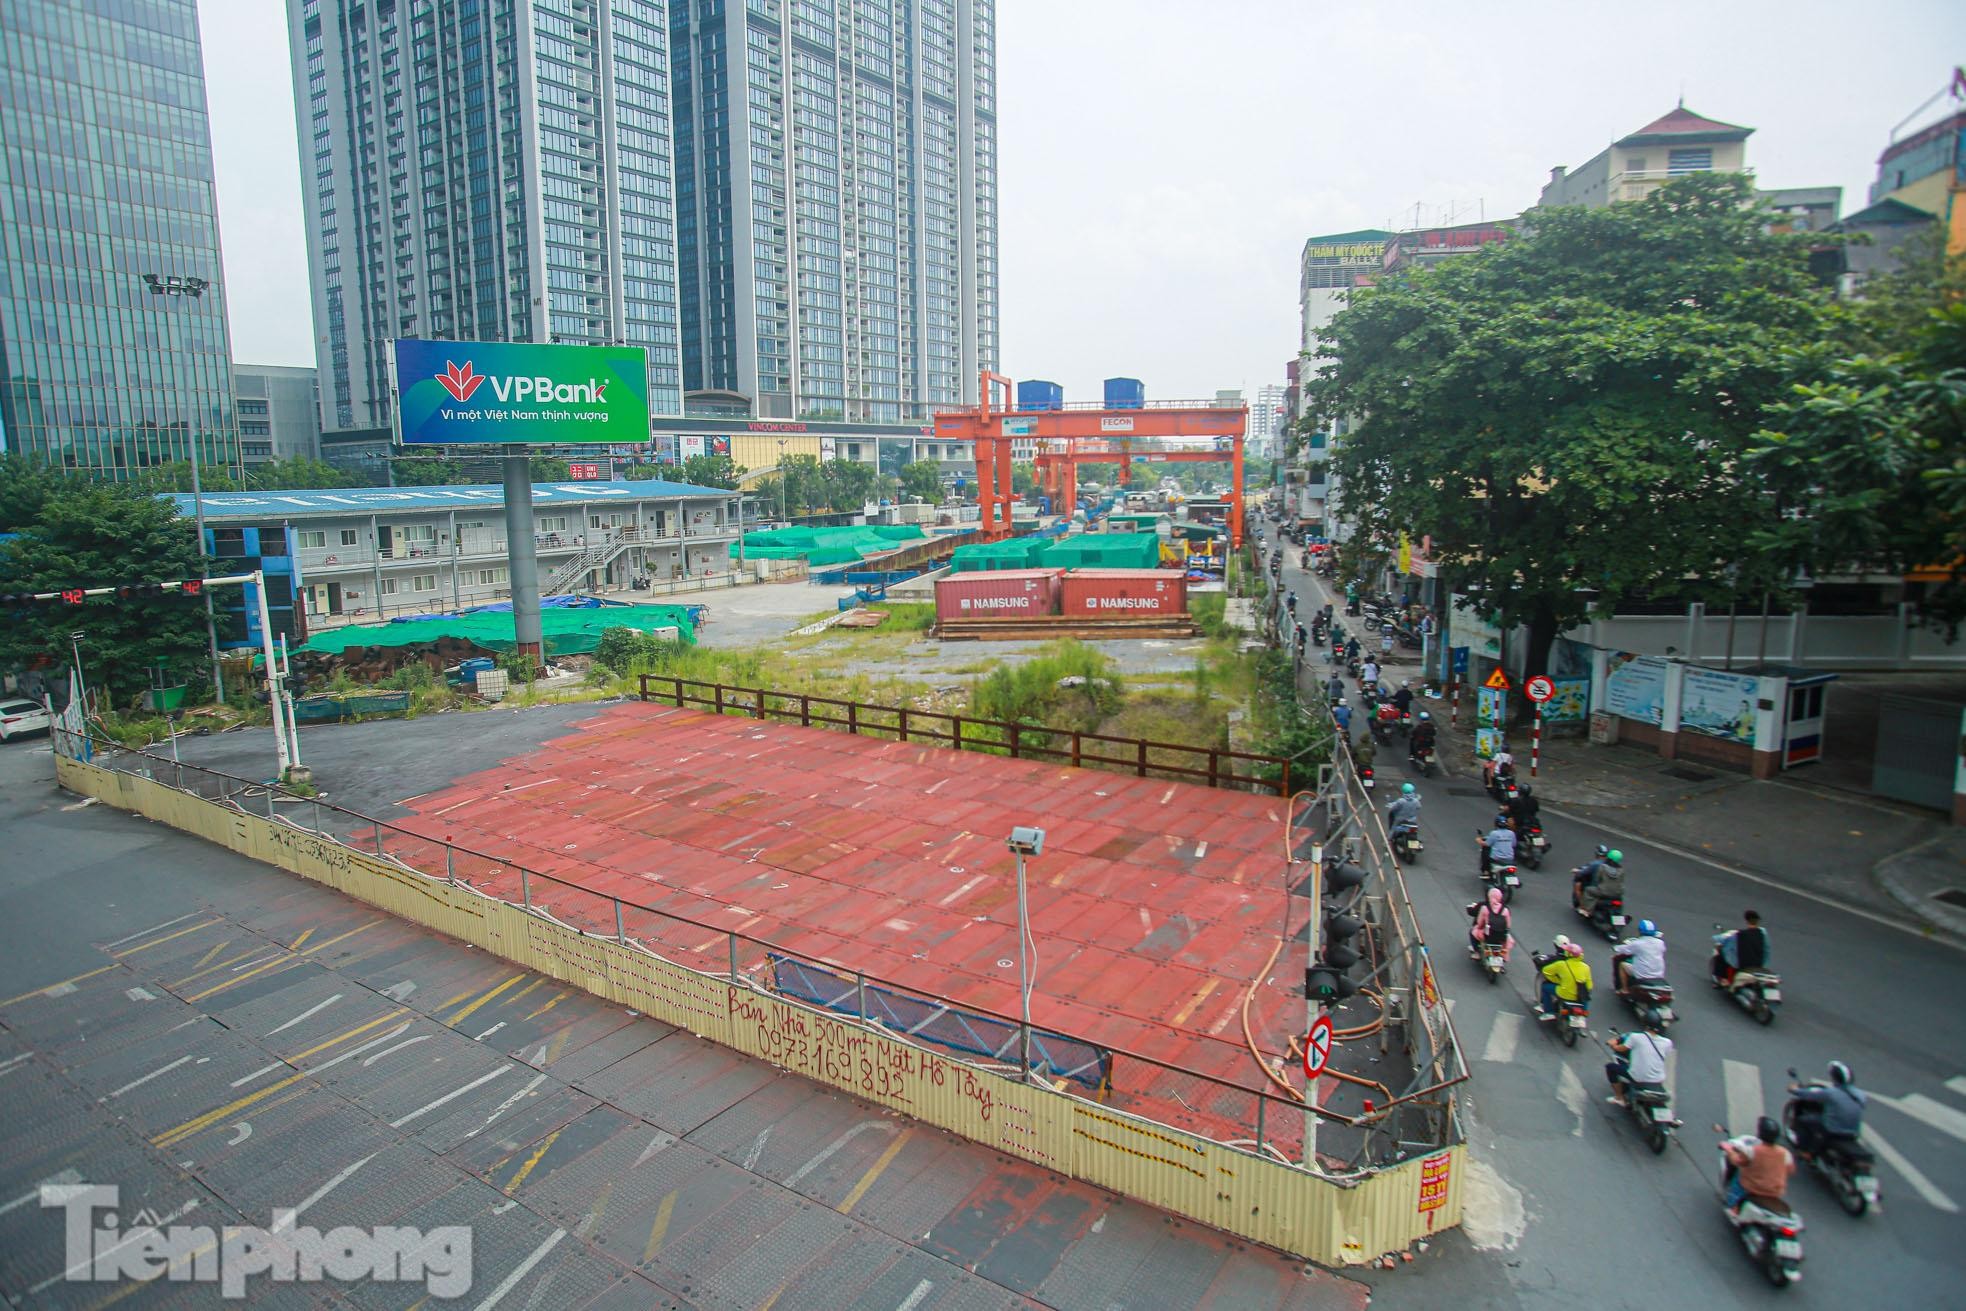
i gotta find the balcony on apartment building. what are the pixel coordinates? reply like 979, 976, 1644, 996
292, 519, 740, 575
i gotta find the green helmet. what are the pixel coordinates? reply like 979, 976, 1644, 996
1401, 783, 1415, 795
1606, 849, 1624, 865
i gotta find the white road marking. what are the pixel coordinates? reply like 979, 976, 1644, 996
227, 1123, 252, 1146
471, 1228, 566, 1311
1195, 841, 1209, 859
784, 1120, 896, 1189
390, 1066, 512, 1129
310, 1023, 414, 1075
380, 980, 418, 1002
1556, 1063, 1588, 1136
474, 1022, 507, 1042
265, 993, 343, 1036
742, 1127, 772, 1171
895, 1279, 935, 1311
1863, 1125, 1958, 1212
0, 1052, 34, 1078
273, 1154, 376, 1231
230, 1062, 285, 1089
462, 1073, 549, 1140
31, 1200, 200, 1292
936, 875, 986, 907
1723, 1060, 1765, 1139
124, 987, 155, 1002
1873, 1092, 1966, 1145
105, 1056, 194, 1100
0, 1168, 81, 1217
1946, 1076, 1966, 1099
633, 1130, 678, 1170
1479, 1012, 1522, 1064
103, 913, 199, 950
42, 982, 77, 999
361, 1034, 433, 1067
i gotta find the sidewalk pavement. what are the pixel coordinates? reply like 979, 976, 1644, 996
1262, 539, 1960, 942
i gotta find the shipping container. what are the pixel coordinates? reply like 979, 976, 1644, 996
1017, 379, 1064, 412
1103, 376, 1145, 410
934, 568, 1063, 623
1060, 569, 1188, 617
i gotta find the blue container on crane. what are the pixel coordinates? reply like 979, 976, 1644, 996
1103, 377, 1145, 410
1017, 379, 1063, 411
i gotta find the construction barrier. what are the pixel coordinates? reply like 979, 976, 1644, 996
55, 752, 1463, 1265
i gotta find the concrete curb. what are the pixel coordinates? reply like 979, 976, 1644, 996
1875, 832, 1966, 940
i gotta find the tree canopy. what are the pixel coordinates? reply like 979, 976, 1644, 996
1309, 172, 1839, 675
898, 460, 946, 503
676, 453, 746, 490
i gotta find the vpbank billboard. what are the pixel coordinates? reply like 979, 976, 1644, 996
393, 339, 649, 445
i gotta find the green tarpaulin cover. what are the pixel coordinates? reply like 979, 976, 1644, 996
300, 604, 698, 656
729, 524, 925, 566
1038, 532, 1162, 570
949, 537, 1049, 572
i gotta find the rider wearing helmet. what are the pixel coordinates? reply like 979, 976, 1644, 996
1536, 936, 1593, 1019
1572, 846, 1626, 914
1386, 781, 1422, 832
1504, 782, 1541, 834
1723, 1117, 1795, 1212
1788, 1061, 1868, 1160
1408, 710, 1437, 757
1606, 1018, 1674, 1110
1612, 919, 1667, 996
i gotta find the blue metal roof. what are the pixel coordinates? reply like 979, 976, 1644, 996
161, 479, 731, 521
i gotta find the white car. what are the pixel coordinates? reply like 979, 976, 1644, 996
0, 697, 53, 742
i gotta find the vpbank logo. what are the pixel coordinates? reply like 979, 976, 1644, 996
436, 359, 607, 406
436, 360, 486, 403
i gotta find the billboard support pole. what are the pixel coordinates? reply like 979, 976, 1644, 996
503, 457, 545, 662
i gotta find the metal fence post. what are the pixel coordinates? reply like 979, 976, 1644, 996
856, 972, 867, 1022
445, 841, 456, 885
374, 826, 385, 856
800, 694, 811, 727
846, 703, 858, 736
897, 707, 909, 743
1136, 739, 1148, 778
1207, 749, 1220, 789
714, 684, 725, 715
728, 931, 739, 981
1257, 1093, 1267, 1148
951, 716, 962, 752
1070, 731, 1080, 767
615, 898, 625, 944
265, 788, 276, 818
521, 867, 532, 912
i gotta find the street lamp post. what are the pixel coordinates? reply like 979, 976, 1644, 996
143, 272, 225, 705
1006, 826, 1046, 1081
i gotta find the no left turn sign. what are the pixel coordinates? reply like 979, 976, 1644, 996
1303, 1013, 1334, 1081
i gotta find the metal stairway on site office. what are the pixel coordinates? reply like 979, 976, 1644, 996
541, 538, 633, 596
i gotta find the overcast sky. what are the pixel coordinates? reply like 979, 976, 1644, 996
199, 0, 1966, 402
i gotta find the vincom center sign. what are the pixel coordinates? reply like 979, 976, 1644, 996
393, 339, 649, 445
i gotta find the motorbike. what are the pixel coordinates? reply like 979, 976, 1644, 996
1346, 654, 1362, 679
1394, 624, 1423, 651
1477, 831, 1521, 904
1783, 1069, 1881, 1217
630, 574, 652, 589
1409, 742, 1438, 777
1575, 880, 1629, 940
1619, 974, 1677, 1030
1616, 1073, 1678, 1155
1358, 763, 1376, 791
1392, 821, 1423, 865
1311, 625, 1327, 647
1712, 929, 1781, 1025
1533, 953, 1591, 1047
1719, 1144, 1806, 1287
1465, 917, 1506, 984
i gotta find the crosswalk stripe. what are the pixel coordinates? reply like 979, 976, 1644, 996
1863, 1125, 1960, 1213
1556, 1063, 1587, 1136
1945, 1076, 1966, 1100
1723, 1060, 1764, 1139
1873, 1092, 1966, 1145
1480, 1012, 1522, 1065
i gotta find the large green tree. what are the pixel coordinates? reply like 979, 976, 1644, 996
0, 453, 67, 531
818, 457, 878, 510
1309, 172, 1838, 677
677, 453, 746, 489
898, 460, 946, 503
0, 485, 210, 702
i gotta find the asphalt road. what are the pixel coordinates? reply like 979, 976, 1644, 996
1267, 544, 1966, 1308
0, 734, 1364, 1310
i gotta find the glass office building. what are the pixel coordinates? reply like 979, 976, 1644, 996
671, 0, 997, 421
0, 0, 241, 479
291, 0, 686, 434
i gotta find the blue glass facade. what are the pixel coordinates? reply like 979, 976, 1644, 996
294, 0, 685, 435
0, 0, 240, 479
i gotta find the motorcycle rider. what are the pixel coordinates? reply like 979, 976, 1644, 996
1613, 920, 1668, 997
1723, 1117, 1796, 1213
1469, 886, 1513, 961
1712, 909, 1770, 986
1408, 711, 1438, 762
1606, 1019, 1674, 1109
1360, 656, 1380, 689
1391, 681, 1415, 720
1478, 816, 1519, 878
1504, 782, 1541, 835
1788, 1061, 1867, 1160
1536, 937, 1593, 1020
1286, 591, 1298, 619
1344, 635, 1362, 665
1352, 723, 1378, 772
1331, 698, 1352, 739
1293, 623, 1308, 659
1326, 672, 1345, 704
1572, 846, 1626, 913
1386, 781, 1422, 832
1484, 744, 1516, 792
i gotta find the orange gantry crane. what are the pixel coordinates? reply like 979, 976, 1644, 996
934, 371, 1250, 547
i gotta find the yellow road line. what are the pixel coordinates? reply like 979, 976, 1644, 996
288, 928, 315, 951
837, 1128, 915, 1213
169, 946, 275, 988
0, 965, 120, 1009
502, 1127, 563, 1195
153, 1010, 406, 1148
110, 918, 223, 958
579, 1179, 615, 1236
184, 956, 303, 1004
189, 939, 231, 970
446, 974, 523, 1027
642, 1190, 677, 1262
542, 1027, 571, 1066
436, 988, 476, 1011
298, 920, 382, 957
523, 990, 569, 1022
505, 977, 546, 1006
1168, 978, 1222, 1028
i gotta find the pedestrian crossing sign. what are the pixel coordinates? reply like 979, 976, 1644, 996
1483, 668, 1511, 691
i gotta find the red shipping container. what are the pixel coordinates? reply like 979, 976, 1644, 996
935, 569, 1062, 623
1059, 569, 1188, 617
